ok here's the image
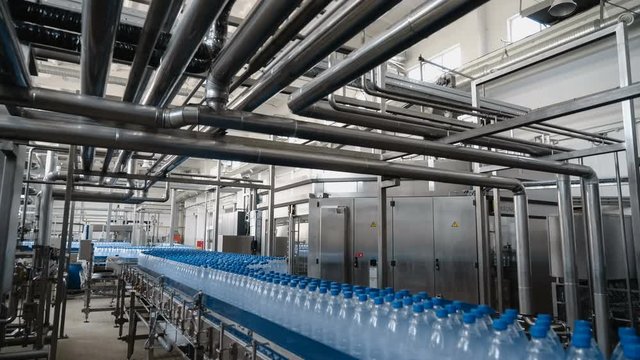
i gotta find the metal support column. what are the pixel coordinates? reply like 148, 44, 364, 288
557, 175, 579, 327
287, 206, 295, 274
514, 193, 533, 315
204, 190, 209, 249
585, 180, 611, 355
49, 145, 76, 360
376, 179, 388, 288
214, 160, 222, 252
168, 188, 177, 245
492, 188, 503, 312
267, 165, 275, 256
616, 22, 640, 300
105, 203, 112, 241
37, 151, 56, 246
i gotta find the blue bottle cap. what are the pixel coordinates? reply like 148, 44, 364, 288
463, 313, 476, 324
423, 300, 434, 309
445, 304, 456, 314
477, 304, 493, 315
413, 295, 422, 303
330, 289, 340, 296
384, 294, 395, 303
298, 283, 307, 289
623, 343, 640, 360
395, 293, 404, 300
319, 287, 328, 294
573, 326, 592, 336
374, 297, 384, 305
572, 333, 591, 348
537, 313, 552, 322
536, 318, 551, 329
493, 319, 508, 331
392, 300, 403, 309
436, 309, 448, 319
358, 294, 368, 302
417, 291, 429, 300
623, 336, 640, 345
403, 298, 413, 307
504, 308, 518, 316
574, 320, 592, 328
620, 327, 637, 338
432, 298, 443, 306
343, 291, 353, 299
412, 304, 424, 313
530, 325, 548, 339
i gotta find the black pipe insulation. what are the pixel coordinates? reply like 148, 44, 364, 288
8, 0, 212, 72
14, 22, 210, 74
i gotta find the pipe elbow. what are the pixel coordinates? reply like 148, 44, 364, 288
511, 182, 527, 196
582, 168, 599, 185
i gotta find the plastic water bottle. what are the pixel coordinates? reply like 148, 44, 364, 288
365, 297, 385, 360
455, 312, 484, 360
384, 300, 404, 359
407, 304, 429, 358
574, 322, 600, 354
534, 315, 562, 348
486, 318, 518, 360
526, 325, 564, 360
322, 289, 341, 347
472, 308, 491, 335
613, 328, 638, 360
503, 312, 527, 347
422, 300, 437, 326
429, 308, 455, 358
348, 294, 369, 358
311, 287, 329, 340
336, 291, 356, 352
446, 304, 462, 329
566, 333, 604, 360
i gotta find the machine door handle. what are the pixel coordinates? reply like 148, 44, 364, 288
435, 258, 440, 271
315, 258, 319, 264
353, 257, 359, 268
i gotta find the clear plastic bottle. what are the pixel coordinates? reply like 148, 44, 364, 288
311, 287, 329, 340
406, 304, 429, 358
348, 294, 370, 358
383, 300, 404, 359
485, 318, 519, 360
526, 325, 564, 360
456, 312, 484, 360
503, 313, 528, 348
335, 291, 356, 352
566, 333, 604, 360
322, 289, 341, 347
429, 308, 455, 359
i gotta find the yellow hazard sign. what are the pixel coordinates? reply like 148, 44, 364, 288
370, 221, 377, 228
451, 221, 460, 228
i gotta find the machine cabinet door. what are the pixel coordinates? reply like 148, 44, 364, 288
352, 198, 378, 286
433, 197, 478, 303
389, 197, 435, 293
318, 206, 350, 283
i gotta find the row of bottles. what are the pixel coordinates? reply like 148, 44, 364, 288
139, 248, 634, 360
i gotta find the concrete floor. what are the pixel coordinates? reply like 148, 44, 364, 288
56, 295, 183, 360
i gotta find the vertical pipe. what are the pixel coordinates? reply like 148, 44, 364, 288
514, 193, 533, 315
168, 188, 177, 245
59, 201, 74, 338
377, 180, 388, 288
616, 23, 640, 299
213, 161, 222, 252
106, 203, 112, 241
584, 179, 611, 355
203, 191, 209, 250
492, 188, 504, 312
614, 152, 635, 326
557, 175, 579, 327
48, 145, 75, 360
267, 165, 275, 256
288, 208, 295, 274
37, 151, 56, 246
20, 148, 35, 242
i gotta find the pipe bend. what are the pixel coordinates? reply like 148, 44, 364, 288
511, 182, 527, 196
163, 107, 198, 128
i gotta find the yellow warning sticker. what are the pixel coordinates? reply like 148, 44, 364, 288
370, 222, 377, 228
451, 221, 460, 228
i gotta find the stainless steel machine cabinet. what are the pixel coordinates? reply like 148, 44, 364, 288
308, 195, 480, 303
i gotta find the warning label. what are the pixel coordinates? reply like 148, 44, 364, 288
451, 221, 460, 228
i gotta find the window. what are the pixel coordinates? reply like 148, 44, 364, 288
407, 45, 461, 83
508, 15, 546, 43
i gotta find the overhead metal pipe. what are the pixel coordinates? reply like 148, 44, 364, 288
0, 115, 527, 194
288, 0, 489, 113
205, 0, 302, 108
122, 0, 178, 103
0, 0, 31, 88
557, 174, 579, 327
79, 0, 124, 172
141, 0, 229, 107
228, 0, 401, 111
230, 0, 333, 91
